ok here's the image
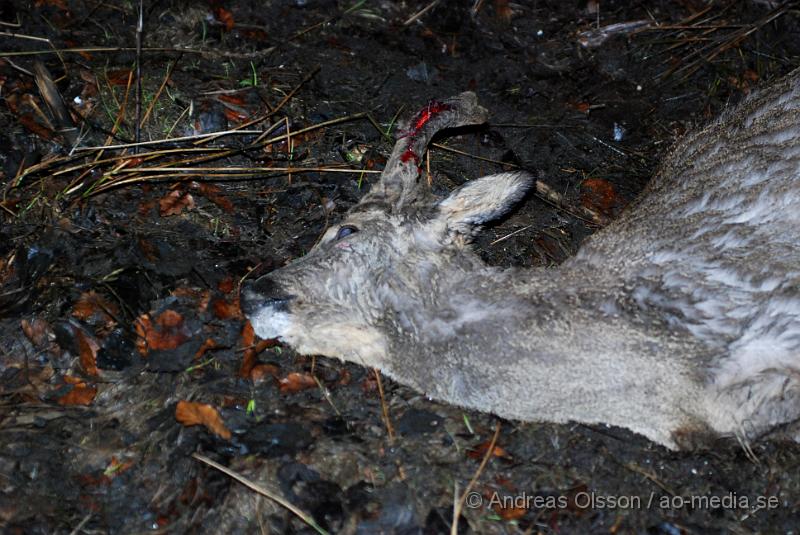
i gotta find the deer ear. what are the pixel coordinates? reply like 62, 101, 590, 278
437, 172, 532, 233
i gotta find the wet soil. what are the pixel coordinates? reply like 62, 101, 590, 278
2, 1, 800, 533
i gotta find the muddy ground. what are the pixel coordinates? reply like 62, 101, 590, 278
2, 1, 800, 533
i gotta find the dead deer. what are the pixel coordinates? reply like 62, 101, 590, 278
242, 70, 800, 449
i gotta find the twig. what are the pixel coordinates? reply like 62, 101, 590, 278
534, 179, 609, 226
489, 224, 533, 246
624, 461, 676, 496
114, 166, 381, 174
192, 453, 330, 535
404, 0, 441, 25
68, 512, 93, 535
140, 57, 179, 128
0, 45, 273, 58
195, 65, 321, 145
431, 142, 518, 167
0, 30, 50, 42
165, 104, 190, 138
452, 422, 501, 535
134, 0, 144, 151
87, 167, 380, 195
74, 129, 263, 151
373, 368, 395, 442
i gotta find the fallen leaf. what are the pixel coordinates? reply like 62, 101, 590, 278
137, 238, 158, 262
493, 500, 527, 520
250, 363, 280, 384
580, 177, 622, 217
137, 199, 156, 216
362, 373, 379, 393
217, 276, 234, 294
170, 287, 211, 311
194, 338, 217, 360
212, 296, 241, 319
238, 321, 257, 378
106, 69, 133, 86
567, 101, 592, 114
214, 7, 235, 31
35, 0, 68, 9
134, 310, 190, 356
222, 107, 248, 123
21, 318, 52, 347
239, 28, 269, 42
18, 113, 55, 141
467, 440, 511, 461
57, 378, 97, 406
175, 400, 232, 439
75, 328, 100, 376
72, 291, 118, 324
159, 190, 195, 216
193, 182, 235, 213
278, 372, 317, 393
337, 368, 352, 386
217, 94, 246, 106
494, 0, 513, 22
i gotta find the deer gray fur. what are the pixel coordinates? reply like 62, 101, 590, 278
242, 69, 800, 450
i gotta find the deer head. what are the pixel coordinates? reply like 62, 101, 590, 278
241, 93, 531, 368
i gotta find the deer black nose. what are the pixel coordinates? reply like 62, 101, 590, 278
241, 277, 295, 316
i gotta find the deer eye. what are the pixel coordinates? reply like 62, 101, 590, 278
335, 225, 359, 240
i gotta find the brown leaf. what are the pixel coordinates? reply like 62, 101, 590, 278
194, 338, 217, 360
278, 372, 317, 393
214, 7, 235, 31
212, 296, 242, 319
21, 318, 52, 347
57, 378, 97, 406
494, 0, 512, 21
361, 373, 379, 393
467, 440, 511, 461
194, 182, 235, 213
175, 400, 232, 440
580, 177, 622, 217
217, 94, 247, 106
337, 368, 352, 386
137, 237, 158, 262
170, 287, 211, 311
222, 107, 248, 123
250, 363, 280, 384
217, 276, 234, 294
106, 69, 133, 86
8, 365, 54, 402
239, 321, 256, 378
18, 113, 55, 141
134, 310, 190, 356
75, 328, 100, 376
568, 101, 592, 114
68, 43, 92, 61
72, 291, 118, 324
239, 28, 269, 43
492, 499, 527, 520
159, 190, 195, 216
138, 199, 156, 216
35, 0, 68, 10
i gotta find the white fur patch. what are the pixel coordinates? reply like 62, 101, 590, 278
248, 305, 293, 340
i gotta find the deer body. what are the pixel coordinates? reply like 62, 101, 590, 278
243, 69, 800, 449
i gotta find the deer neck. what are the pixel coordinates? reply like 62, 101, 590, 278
377, 259, 716, 449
